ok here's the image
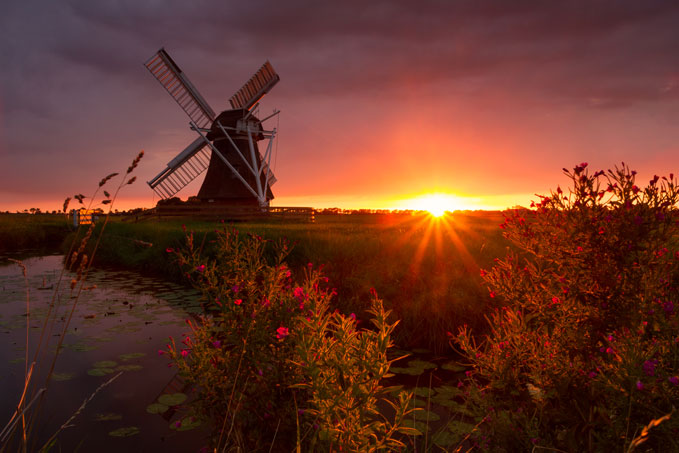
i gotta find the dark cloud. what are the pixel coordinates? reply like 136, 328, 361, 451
1, 1, 678, 209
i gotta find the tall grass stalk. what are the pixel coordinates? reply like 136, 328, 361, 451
0, 151, 143, 452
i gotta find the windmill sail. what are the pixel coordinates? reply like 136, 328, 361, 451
229, 61, 280, 111
148, 137, 211, 199
145, 48, 216, 128
145, 48, 217, 198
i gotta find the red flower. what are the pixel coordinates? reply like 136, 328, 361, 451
276, 326, 289, 339
234, 299, 242, 306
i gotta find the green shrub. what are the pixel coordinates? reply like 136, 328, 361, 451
456, 163, 679, 451
293, 292, 418, 451
166, 228, 416, 451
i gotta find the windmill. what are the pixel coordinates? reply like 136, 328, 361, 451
144, 48, 280, 208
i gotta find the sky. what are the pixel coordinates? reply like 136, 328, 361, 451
1, 0, 678, 213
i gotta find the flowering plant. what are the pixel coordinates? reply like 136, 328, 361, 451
456, 164, 679, 451
166, 228, 414, 450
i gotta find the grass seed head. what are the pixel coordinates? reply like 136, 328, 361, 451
98, 173, 119, 187
126, 150, 144, 174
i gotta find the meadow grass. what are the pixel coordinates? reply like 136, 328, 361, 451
0, 214, 71, 253
71, 211, 509, 350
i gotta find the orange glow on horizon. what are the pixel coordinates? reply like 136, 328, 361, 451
390, 193, 479, 215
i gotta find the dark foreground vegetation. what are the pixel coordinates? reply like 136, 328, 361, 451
2, 161, 678, 451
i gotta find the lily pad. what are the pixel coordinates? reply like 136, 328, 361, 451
94, 360, 117, 368
436, 400, 473, 415
95, 413, 122, 421
408, 398, 428, 408
158, 393, 187, 406
431, 430, 458, 447
171, 416, 202, 431
430, 396, 458, 408
119, 352, 146, 361
69, 343, 97, 352
51, 372, 75, 382
412, 387, 435, 398
402, 419, 427, 434
433, 385, 461, 397
389, 367, 426, 376
413, 409, 440, 422
146, 403, 169, 414
447, 420, 477, 437
108, 426, 140, 437
441, 362, 466, 373
407, 360, 437, 370
116, 364, 143, 372
106, 325, 140, 334
87, 368, 115, 376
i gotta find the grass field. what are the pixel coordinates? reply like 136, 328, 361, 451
71, 211, 509, 350
0, 213, 72, 252
0, 210, 510, 349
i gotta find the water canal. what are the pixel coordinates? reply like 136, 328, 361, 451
0, 254, 209, 452
0, 254, 472, 451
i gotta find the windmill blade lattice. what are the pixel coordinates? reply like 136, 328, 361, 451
145, 49, 216, 128
229, 61, 280, 111
148, 137, 211, 199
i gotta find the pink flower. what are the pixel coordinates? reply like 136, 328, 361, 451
663, 300, 674, 314
293, 287, 305, 302
642, 360, 657, 377
234, 299, 242, 306
636, 380, 644, 391
212, 340, 221, 348
158, 350, 165, 355
196, 265, 206, 273
276, 326, 289, 339
166, 247, 174, 253
668, 376, 678, 386
181, 349, 189, 357
489, 291, 496, 298
262, 298, 270, 307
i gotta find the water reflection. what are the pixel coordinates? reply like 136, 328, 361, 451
0, 255, 209, 452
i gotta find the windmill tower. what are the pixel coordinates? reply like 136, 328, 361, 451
144, 48, 279, 208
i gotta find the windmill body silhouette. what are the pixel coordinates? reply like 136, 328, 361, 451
145, 48, 279, 207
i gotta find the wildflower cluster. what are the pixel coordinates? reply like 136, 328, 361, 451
456, 163, 679, 451
165, 228, 413, 450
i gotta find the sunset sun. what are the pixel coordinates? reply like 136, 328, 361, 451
410, 193, 461, 217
